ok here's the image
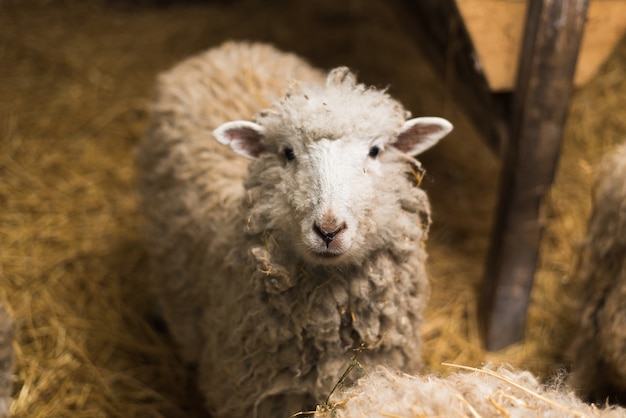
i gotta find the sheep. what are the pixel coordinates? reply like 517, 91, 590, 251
136, 41, 453, 418
0, 299, 13, 417
569, 142, 626, 405
316, 364, 626, 418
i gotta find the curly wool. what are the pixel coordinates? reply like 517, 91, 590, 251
255, 69, 408, 153
200, 160, 431, 418
319, 365, 626, 418
569, 142, 626, 404
137, 42, 433, 418
137, 41, 325, 365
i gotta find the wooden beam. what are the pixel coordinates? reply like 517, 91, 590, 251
480, 0, 590, 351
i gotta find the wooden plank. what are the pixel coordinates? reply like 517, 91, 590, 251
576, 1, 626, 85
480, 0, 590, 350
456, 0, 527, 92
457, 0, 626, 91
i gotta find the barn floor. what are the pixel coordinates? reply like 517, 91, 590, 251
1, 0, 625, 416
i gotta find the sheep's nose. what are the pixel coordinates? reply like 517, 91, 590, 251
313, 221, 347, 247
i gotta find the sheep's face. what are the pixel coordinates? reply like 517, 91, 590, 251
214, 117, 451, 265
213, 68, 453, 265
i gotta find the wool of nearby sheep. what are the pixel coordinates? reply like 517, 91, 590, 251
137, 41, 325, 367
137, 41, 452, 418
0, 300, 13, 417
569, 143, 626, 404
316, 364, 626, 418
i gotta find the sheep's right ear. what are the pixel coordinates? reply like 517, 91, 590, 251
213, 121, 265, 159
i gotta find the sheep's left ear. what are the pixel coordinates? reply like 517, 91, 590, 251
213, 120, 265, 159
392, 117, 453, 156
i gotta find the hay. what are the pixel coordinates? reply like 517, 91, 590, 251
0, 299, 13, 418
0, 0, 625, 416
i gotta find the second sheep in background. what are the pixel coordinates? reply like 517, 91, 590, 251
570, 142, 626, 405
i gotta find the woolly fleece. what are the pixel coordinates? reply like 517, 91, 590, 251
570, 142, 626, 403
318, 365, 626, 418
137, 42, 441, 417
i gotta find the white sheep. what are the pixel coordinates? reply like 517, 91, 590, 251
569, 142, 626, 404
137, 41, 452, 418
317, 365, 626, 418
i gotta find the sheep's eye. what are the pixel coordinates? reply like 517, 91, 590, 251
368, 146, 380, 158
283, 147, 296, 161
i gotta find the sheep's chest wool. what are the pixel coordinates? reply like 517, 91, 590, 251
137, 41, 452, 418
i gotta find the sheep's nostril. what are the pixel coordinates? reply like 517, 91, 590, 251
313, 222, 347, 247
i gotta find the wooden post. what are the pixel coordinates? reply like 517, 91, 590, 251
480, 0, 589, 351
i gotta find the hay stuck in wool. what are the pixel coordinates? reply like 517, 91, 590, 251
1, 0, 626, 416
315, 364, 626, 418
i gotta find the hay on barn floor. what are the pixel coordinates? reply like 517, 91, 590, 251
0, 0, 625, 416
